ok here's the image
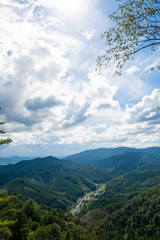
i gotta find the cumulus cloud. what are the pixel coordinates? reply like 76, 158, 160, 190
54, 88, 160, 150
97, 103, 112, 109
62, 104, 89, 128
25, 96, 64, 111
83, 75, 120, 117
145, 111, 156, 118
125, 89, 160, 124
59, 74, 120, 129
1, 0, 160, 157
126, 66, 139, 74
86, 98, 120, 116
83, 30, 95, 40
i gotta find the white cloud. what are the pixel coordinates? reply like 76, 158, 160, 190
126, 66, 139, 74
83, 30, 95, 40
86, 98, 120, 116
1, 0, 160, 157
125, 89, 160, 124
53, 89, 160, 149
145, 111, 156, 118
59, 74, 121, 128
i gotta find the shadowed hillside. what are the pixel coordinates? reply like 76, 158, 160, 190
0, 156, 110, 210
64, 147, 160, 164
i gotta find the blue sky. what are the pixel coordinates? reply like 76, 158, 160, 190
0, 0, 160, 158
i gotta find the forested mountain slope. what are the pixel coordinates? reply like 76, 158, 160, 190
0, 156, 83, 176
96, 151, 160, 169
0, 157, 110, 210
1, 171, 96, 210
109, 162, 160, 176
2, 182, 160, 239
78, 184, 160, 239
1, 156, 160, 238
104, 169, 160, 199
0, 156, 110, 180
64, 147, 160, 164
66, 151, 160, 170
0, 190, 98, 240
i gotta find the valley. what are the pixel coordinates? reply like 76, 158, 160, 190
71, 183, 106, 215
0, 156, 110, 210
1, 0, 160, 238
1, 147, 160, 239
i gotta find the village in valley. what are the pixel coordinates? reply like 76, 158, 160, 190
71, 183, 106, 215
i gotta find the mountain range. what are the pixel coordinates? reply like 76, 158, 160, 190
1, 147, 160, 239
1, 146, 160, 210
64, 147, 160, 169
0, 156, 110, 210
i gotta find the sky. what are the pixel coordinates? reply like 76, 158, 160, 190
0, 0, 160, 158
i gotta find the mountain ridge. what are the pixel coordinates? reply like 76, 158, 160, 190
64, 147, 160, 169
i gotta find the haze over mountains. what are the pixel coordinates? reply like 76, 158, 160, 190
2, 146, 160, 166
1, 146, 160, 210
64, 146, 160, 166
0, 156, 33, 165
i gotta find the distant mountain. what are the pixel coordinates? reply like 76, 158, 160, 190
0, 156, 110, 182
1, 149, 160, 211
95, 151, 160, 169
64, 147, 160, 164
109, 162, 160, 176
0, 156, 33, 165
0, 156, 111, 209
64, 147, 136, 163
64, 148, 160, 171
0, 156, 80, 176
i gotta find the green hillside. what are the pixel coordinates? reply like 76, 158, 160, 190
0, 156, 83, 176
0, 191, 96, 240
78, 184, 160, 239
1, 162, 160, 239
64, 147, 160, 164
110, 162, 160, 177
1, 178, 71, 210
99, 152, 160, 169
103, 169, 160, 199
0, 156, 110, 181
0, 157, 111, 211
1, 171, 97, 210
65, 147, 137, 163
2, 183, 160, 239
1, 151, 160, 239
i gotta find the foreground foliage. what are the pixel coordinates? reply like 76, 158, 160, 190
2, 155, 160, 239
1, 181, 160, 239
96, 0, 160, 75
72, 184, 160, 239
0, 107, 12, 145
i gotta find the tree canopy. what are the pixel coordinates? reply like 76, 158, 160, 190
0, 108, 12, 145
96, 0, 160, 76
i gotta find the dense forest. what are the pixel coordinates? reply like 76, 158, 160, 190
1, 148, 160, 239
1, 183, 160, 239
0, 156, 110, 210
